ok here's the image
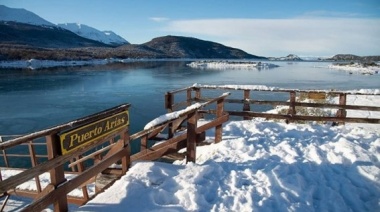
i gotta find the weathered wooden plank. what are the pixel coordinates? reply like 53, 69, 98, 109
28, 141, 42, 193
46, 134, 68, 212
196, 114, 229, 134
0, 131, 119, 194
131, 133, 187, 161
186, 111, 197, 163
23, 146, 130, 211
243, 90, 251, 120
68, 143, 117, 168
0, 104, 130, 150
215, 98, 224, 143
0, 154, 48, 158
192, 85, 380, 96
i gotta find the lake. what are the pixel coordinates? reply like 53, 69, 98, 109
0, 60, 379, 154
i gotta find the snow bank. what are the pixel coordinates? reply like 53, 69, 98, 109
187, 61, 279, 70
81, 121, 380, 212
0, 58, 140, 69
328, 63, 380, 75
193, 83, 280, 91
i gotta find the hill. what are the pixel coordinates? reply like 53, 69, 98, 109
143, 35, 265, 59
268, 54, 302, 61
0, 21, 110, 48
0, 5, 53, 26
326, 54, 380, 62
0, 34, 263, 61
0, 5, 128, 46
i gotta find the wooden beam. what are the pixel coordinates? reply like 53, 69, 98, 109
215, 98, 224, 143
0, 104, 130, 150
186, 111, 197, 163
46, 134, 68, 212
0, 132, 117, 194
23, 145, 130, 212
131, 133, 187, 162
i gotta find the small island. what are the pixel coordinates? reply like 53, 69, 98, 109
187, 60, 279, 70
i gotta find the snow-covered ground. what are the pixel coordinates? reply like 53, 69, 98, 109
328, 63, 380, 75
79, 94, 380, 212
0, 58, 139, 70
187, 61, 279, 70
2, 93, 379, 211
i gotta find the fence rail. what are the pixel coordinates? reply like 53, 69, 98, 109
1, 85, 379, 211
0, 91, 230, 211
165, 85, 380, 125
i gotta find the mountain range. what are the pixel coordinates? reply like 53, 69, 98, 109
0, 5, 128, 46
2, 5, 378, 62
0, 5, 264, 60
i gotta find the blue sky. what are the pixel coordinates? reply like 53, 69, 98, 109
1, 0, 380, 56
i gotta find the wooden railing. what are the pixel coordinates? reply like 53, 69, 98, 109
0, 104, 131, 211
1, 84, 378, 211
165, 85, 380, 125
0, 92, 231, 211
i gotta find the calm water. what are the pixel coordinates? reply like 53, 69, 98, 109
0, 60, 379, 156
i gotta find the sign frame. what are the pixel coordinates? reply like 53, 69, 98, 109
59, 110, 129, 155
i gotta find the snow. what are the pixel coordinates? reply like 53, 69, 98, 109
187, 61, 279, 70
0, 58, 135, 69
0, 169, 96, 198
144, 103, 202, 130
79, 121, 380, 212
328, 63, 380, 75
57, 23, 129, 45
2, 93, 380, 212
79, 94, 380, 212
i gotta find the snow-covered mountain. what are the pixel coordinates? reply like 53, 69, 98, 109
58, 23, 129, 46
0, 5, 129, 46
0, 5, 54, 26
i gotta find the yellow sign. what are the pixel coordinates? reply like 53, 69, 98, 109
308, 92, 326, 100
59, 111, 129, 155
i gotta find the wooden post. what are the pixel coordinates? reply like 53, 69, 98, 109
2, 149, 9, 167
215, 98, 224, 143
140, 135, 147, 152
286, 91, 296, 124
46, 134, 68, 212
194, 87, 204, 119
243, 90, 251, 120
28, 141, 42, 193
336, 94, 347, 125
121, 128, 131, 175
194, 87, 201, 102
75, 156, 89, 202
186, 111, 197, 163
165, 92, 174, 139
187, 88, 192, 106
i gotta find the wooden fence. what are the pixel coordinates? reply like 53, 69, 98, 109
0, 91, 230, 211
165, 85, 380, 125
1, 84, 379, 211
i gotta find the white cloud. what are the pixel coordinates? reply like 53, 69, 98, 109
162, 18, 380, 57
150, 17, 169, 22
